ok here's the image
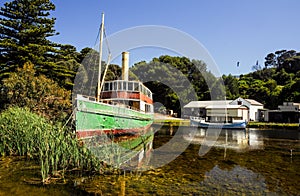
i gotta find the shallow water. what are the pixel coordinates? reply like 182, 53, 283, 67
1, 126, 300, 195
80, 126, 300, 195
0, 156, 86, 196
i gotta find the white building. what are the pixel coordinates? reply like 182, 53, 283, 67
183, 97, 264, 122
183, 100, 232, 119
230, 98, 264, 121
206, 104, 248, 122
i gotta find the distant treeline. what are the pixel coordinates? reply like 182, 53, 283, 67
1, 0, 300, 121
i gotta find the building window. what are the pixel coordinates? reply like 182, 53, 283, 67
238, 101, 242, 105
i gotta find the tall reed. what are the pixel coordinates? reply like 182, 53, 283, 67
0, 107, 102, 184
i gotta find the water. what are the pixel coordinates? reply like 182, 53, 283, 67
1, 126, 299, 195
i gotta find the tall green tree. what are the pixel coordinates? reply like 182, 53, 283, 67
264, 50, 300, 73
0, 0, 59, 79
222, 74, 239, 99
54, 44, 81, 90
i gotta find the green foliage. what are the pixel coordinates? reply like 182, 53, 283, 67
0, 0, 82, 90
0, 62, 71, 122
105, 64, 122, 81
273, 68, 292, 85
53, 44, 81, 90
73, 47, 122, 97
264, 50, 300, 73
131, 55, 219, 115
224, 49, 300, 109
280, 78, 300, 103
222, 74, 239, 99
0, 107, 103, 184
0, 0, 59, 78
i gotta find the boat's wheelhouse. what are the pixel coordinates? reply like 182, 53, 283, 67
100, 80, 153, 113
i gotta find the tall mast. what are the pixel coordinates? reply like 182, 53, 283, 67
97, 13, 105, 101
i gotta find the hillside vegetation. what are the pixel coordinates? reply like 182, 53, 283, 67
0, 0, 299, 118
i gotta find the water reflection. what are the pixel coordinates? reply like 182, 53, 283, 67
86, 127, 155, 170
1, 126, 299, 195
183, 128, 264, 152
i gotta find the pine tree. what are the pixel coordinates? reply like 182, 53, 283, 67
0, 0, 59, 79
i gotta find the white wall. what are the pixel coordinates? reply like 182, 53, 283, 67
230, 98, 263, 121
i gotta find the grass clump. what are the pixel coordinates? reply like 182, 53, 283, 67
0, 107, 102, 184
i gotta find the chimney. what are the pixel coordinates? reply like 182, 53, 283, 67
122, 52, 129, 81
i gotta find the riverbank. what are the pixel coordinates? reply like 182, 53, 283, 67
153, 114, 190, 126
154, 115, 299, 130
247, 122, 300, 129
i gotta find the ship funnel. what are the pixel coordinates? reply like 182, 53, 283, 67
122, 52, 129, 81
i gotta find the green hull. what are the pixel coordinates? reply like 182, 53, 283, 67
76, 98, 154, 138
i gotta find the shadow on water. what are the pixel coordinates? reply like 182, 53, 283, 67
1, 125, 300, 195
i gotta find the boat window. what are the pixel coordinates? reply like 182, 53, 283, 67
123, 81, 127, 91
113, 81, 117, 91
128, 82, 133, 91
134, 82, 139, 91
104, 82, 109, 91
140, 84, 144, 94
147, 89, 151, 98
145, 104, 151, 113
109, 82, 113, 90
118, 81, 122, 90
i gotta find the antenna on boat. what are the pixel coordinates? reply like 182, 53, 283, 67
97, 12, 105, 102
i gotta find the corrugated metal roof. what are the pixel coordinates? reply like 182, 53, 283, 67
206, 105, 248, 109
184, 100, 232, 108
244, 99, 263, 106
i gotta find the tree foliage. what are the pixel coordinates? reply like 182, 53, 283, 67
0, 0, 59, 78
222, 74, 239, 99
223, 49, 300, 109
0, 62, 71, 122
264, 49, 300, 73
0, 0, 299, 121
131, 55, 220, 115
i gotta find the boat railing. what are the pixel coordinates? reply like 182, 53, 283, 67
103, 80, 152, 99
190, 116, 204, 121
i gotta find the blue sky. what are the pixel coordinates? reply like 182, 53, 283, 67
2, 0, 300, 76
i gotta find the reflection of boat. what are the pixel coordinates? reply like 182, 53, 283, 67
75, 13, 154, 168
190, 117, 247, 129
86, 129, 154, 169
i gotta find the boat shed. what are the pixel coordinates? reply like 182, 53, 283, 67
205, 105, 248, 122
183, 100, 232, 119
183, 97, 264, 122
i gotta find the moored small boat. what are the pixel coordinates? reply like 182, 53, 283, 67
190, 116, 247, 129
